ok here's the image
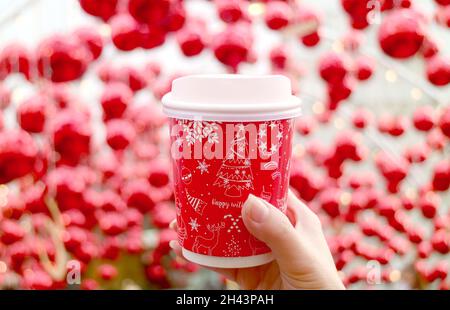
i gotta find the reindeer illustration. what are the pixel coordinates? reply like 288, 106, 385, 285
192, 222, 225, 255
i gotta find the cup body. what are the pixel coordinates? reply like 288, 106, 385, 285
169, 117, 295, 268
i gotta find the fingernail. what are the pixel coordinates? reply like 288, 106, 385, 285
169, 240, 178, 249
169, 219, 176, 230
244, 194, 269, 223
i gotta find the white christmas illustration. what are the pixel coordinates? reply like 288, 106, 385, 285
213, 125, 254, 198
223, 214, 242, 233
188, 217, 201, 232
181, 167, 192, 184
223, 235, 241, 257
192, 222, 225, 255
186, 189, 207, 215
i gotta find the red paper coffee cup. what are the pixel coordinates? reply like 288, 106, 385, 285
162, 75, 301, 268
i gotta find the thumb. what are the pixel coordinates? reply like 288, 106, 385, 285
241, 194, 305, 273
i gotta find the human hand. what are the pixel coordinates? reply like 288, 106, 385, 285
170, 190, 345, 290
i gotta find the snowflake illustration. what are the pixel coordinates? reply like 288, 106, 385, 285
270, 144, 278, 153
244, 159, 251, 166
188, 218, 200, 232
276, 131, 284, 140
196, 160, 210, 175
269, 122, 278, 129
245, 182, 251, 188
258, 128, 266, 138
235, 169, 240, 175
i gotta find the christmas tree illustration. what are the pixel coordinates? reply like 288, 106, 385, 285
213, 126, 254, 198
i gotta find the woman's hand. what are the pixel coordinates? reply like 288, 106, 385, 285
170, 190, 345, 290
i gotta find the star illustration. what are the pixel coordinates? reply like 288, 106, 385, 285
188, 218, 200, 232
269, 122, 278, 129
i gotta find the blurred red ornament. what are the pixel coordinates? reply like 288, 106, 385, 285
421, 37, 439, 59
216, 0, 245, 24
413, 106, 435, 132
264, 1, 292, 30
354, 56, 374, 81
0, 219, 25, 245
110, 14, 141, 51
418, 192, 439, 219
319, 52, 349, 84
123, 179, 155, 213
432, 160, 450, 192
432, 229, 450, 254
138, 24, 166, 50
176, 20, 207, 57
435, 5, 450, 28
101, 82, 133, 121
439, 106, 450, 138
99, 211, 128, 236
341, 0, 373, 30
378, 9, 425, 59
98, 264, 118, 280
269, 44, 289, 70
17, 95, 48, 133
74, 27, 104, 60
52, 111, 91, 166
106, 119, 136, 151
352, 108, 373, 129
80, 279, 99, 290
128, 0, 171, 26
0, 130, 37, 184
426, 56, 450, 86
36, 35, 90, 83
212, 23, 252, 72
79, 0, 118, 21
164, 1, 186, 32
0, 43, 32, 80
295, 5, 321, 47
435, 0, 450, 6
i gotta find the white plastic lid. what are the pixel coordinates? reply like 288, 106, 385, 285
162, 74, 301, 121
